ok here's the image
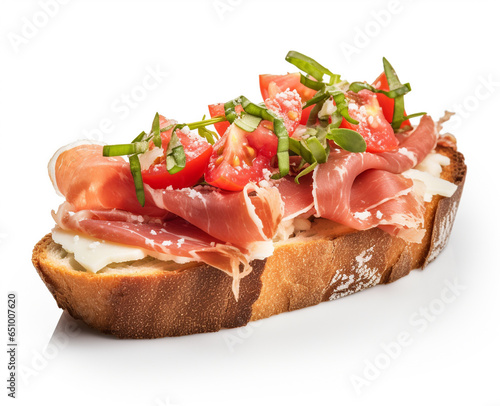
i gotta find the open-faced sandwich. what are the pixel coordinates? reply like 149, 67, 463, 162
33, 51, 466, 338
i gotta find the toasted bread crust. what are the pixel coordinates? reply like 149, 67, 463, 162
32, 146, 466, 338
32, 237, 266, 338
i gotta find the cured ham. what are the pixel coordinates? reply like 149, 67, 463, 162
146, 183, 282, 248
50, 143, 282, 249
52, 202, 262, 298
312, 115, 437, 241
49, 143, 168, 217
275, 174, 314, 221
50, 141, 282, 298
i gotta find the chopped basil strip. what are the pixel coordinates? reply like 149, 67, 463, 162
132, 131, 147, 143
326, 128, 367, 153
240, 97, 275, 121
187, 115, 227, 130
295, 161, 317, 184
272, 119, 291, 178
195, 115, 219, 145
224, 98, 240, 124
165, 127, 186, 174
307, 100, 325, 127
349, 81, 411, 99
332, 92, 358, 125
302, 89, 330, 109
383, 57, 406, 130
402, 112, 426, 121
197, 125, 217, 145
289, 138, 314, 164
234, 113, 262, 133
151, 112, 161, 148
302, 86, 358, 126
286, 50, 340, 84
299, 73, 324, 90
159, 124, 175, 133
306, 136, 328, 164
129, 154, 145, 206
103, 141, 149, 157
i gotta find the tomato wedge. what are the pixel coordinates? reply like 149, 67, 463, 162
141, 117, 212, 189
340, 90, 399, 153
264, 88, 302, 135
205, 90, 303, 190
372, 72, 411, 128
208, 103, 231, 137
204, 124, 273, 191
259, 73, 316, 101
259, 73, 315, 126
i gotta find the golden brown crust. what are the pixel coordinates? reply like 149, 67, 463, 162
32, 146, 466, 338
33, 236, 265, 338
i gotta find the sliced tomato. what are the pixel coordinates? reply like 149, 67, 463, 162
259, 73, 316, 101
264, 88, 302, 135
372, 72, 411, 128
205, 90, 302, 190
208, 103, 231, 137
246, 122, 278, 158
141, 118, 212, 189
208, 103, 245, 137
205, 124, 273, 191
340, 90, 399, 153
259, 73, 316, 126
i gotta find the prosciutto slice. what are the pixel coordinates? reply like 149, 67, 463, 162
312, 115, 437, 241
50, 139, 282, 298
275, 174, 315, 221
49, 143, 167, 217
52, 202, 265, 298
50, 143, 282, 249
146, 183, 282, 248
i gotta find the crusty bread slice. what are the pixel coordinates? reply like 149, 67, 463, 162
32, 145, 466, 339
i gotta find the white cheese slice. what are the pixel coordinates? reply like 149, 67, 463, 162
402, 169, 457, 202
415, 152, 451, 177
52, 228, 147, 273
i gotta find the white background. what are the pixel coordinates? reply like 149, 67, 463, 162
1, 0, 499, 405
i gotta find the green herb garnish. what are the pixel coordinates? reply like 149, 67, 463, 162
151, 112, 161, 148
224, 95, 290, 179
165, 126, 186, 174
102, 51, 427, 203
326, 128, 367, 153
286, 50, 340, 84
382, 58, 409, 130
129, 154, 145, 206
